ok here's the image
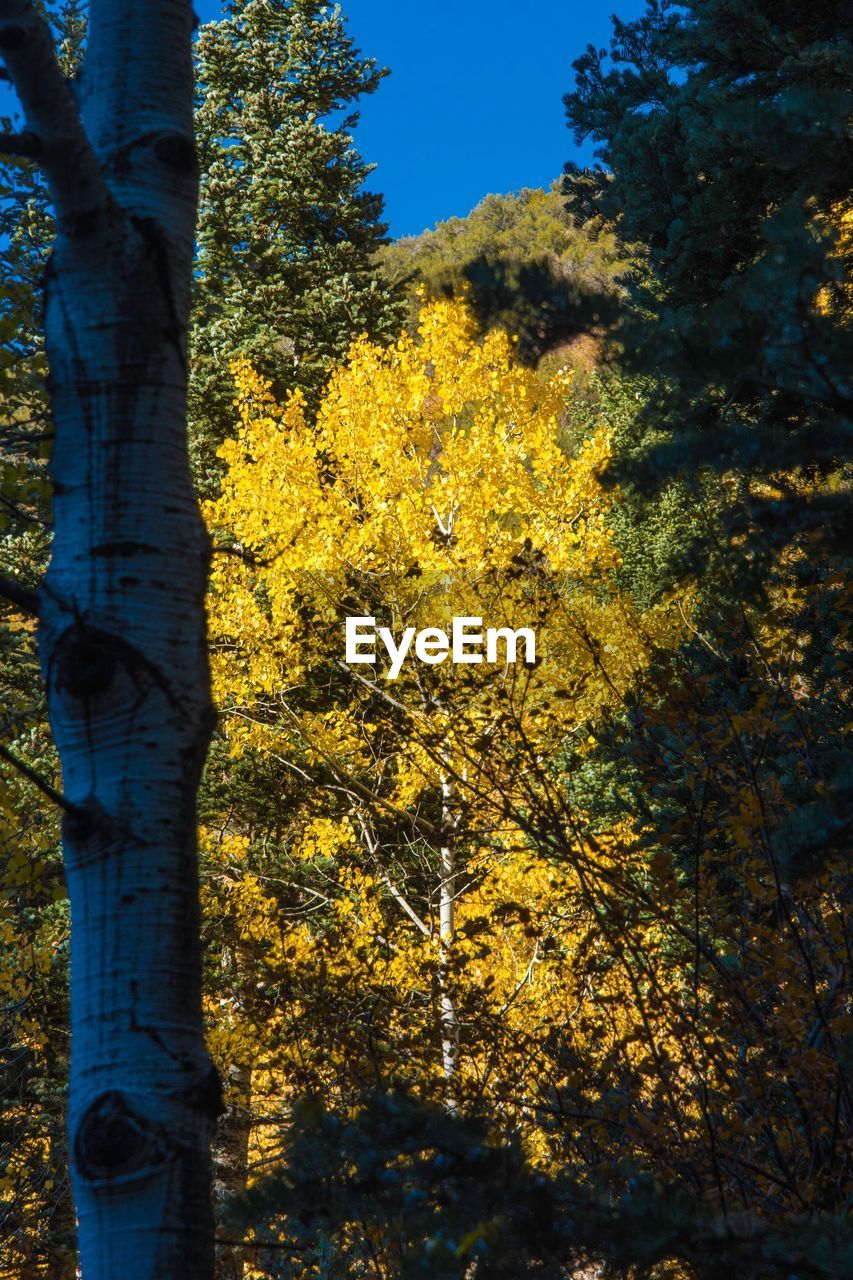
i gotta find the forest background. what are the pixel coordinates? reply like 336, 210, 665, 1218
0, 2, 851, 1278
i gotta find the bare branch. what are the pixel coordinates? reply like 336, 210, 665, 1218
337, 660, 428, 720
0, 571, 39, 616
357, 818, 431, 936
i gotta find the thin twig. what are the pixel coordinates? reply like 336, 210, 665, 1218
0, 572, 39, 616
0, 742, 74, 812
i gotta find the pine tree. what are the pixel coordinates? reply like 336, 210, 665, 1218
564, 0, 852, 568
563, 0, 853, 890
191, 0, 405, 488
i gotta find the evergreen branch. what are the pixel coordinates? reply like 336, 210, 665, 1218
215, 1237, 305, 1255
0, 742, 75, 812
0, 571, 39, 615
229, 1093, 853, 1280
0, 492, 48, 527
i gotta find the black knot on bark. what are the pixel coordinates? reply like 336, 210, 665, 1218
153, 132, 198, 174
62, 799, 103, 846
54, 626, 118, 699
74, 1091, 170, 1183
0, 25, 27, 50
60, 207, 102, 240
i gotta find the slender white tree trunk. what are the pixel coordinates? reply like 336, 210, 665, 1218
0, 3, 219, 1276
439, 773, 459, 1091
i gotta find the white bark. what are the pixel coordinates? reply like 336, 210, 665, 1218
439, 773, 459, 1090
0, 3, 219, 1277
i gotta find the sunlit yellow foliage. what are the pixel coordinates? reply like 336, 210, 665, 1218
202, 298, 684, 1175
201, 297, 850, 1259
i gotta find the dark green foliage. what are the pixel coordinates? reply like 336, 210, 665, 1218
0, 14, 81, 1266
191, 0, 406, 490
562, 2, 853, 902
564, 0, 853, 567
0, 1, 85, 540
222, 1092, 853, 1279
0, 1, 84, 578
564, 372, 720, 607
0, 137, 51, 528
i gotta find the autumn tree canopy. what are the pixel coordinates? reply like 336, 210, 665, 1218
0, 1, 851, 1277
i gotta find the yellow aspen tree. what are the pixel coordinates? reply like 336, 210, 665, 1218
203, 298, 679, 1140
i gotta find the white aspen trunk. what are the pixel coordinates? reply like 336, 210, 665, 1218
0, 3, 219, 1276
439, 773, 459, 1091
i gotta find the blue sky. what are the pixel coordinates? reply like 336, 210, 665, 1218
0, 2, 647, 240
194, 0, 648, 239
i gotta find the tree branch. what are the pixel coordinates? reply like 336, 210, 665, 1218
0, 742, 75, 812
0, 571, 39, 616
357, 817, 431, 936
0, 128, 40, 158
0, 492, 48, 528
0, 0, 111, 223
